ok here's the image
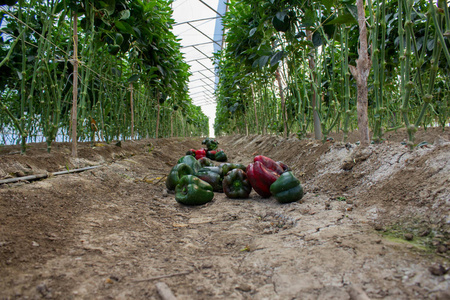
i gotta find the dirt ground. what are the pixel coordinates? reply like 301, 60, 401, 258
0, 127, 449, 300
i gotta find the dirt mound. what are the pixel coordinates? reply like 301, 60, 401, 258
0, 129, 449, 299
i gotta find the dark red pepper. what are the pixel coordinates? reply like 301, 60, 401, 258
276, 161, 291, 173
254, 155, 284, 175
195, 148, 206, 160
246, 161, 280, 198
186, 149, 196, 156
206, 150, 217, 160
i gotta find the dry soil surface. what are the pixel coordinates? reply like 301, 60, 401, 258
0, 128, 449, 300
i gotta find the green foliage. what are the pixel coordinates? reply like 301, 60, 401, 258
213, 0, 449, 138
0, 0, 208, 148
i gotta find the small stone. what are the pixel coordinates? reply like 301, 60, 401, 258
235, 283, 252, 292
404, 233, 414, 241
374, 224, 384, 231
162, 189, 168, 197
342, 160, 355, 171
346, 199, 354, 204
32, 241, 40, 247
36, 283, 50, 297
429, 264, 447, 276
419, 228, 431, 237
437, 245, 447, 254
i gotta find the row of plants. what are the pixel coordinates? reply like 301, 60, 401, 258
0, 0, 209, 154
214, 0, 449, 147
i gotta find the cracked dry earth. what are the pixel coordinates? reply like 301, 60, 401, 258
0, 128, 449, 300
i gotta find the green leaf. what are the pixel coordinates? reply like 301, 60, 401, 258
270, 51, 284, 67
312, 31, 323, 47
99, 0, 115, 15
119, 9, 130, 20
115, 33, 124, 45
325, 13, 357, 25
127, 74, 140, 83
321, 0, 334, 10
259, 55, 270, 68
108, 45, 121, 55
302, 9, 316, 27
273, 11, 290, 32
345, 4, 358, 22
115, 21, 134, 34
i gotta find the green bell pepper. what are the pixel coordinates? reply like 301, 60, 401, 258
198, 157, 214, 167
196, 168, 223, 192
219, 163, 246, 177
177, 155, 201, 174
269, 171, 304, 203
222, 169, 252, 199
166, 163, 194, 190
175, 175, 214, 205
215, 150, 227, 162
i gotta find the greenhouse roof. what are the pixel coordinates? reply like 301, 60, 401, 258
171, 0, 227, 127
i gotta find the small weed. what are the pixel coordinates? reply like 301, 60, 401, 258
379, 221, 447, 253
240, 245, 251, 252
337, 196, 346, 201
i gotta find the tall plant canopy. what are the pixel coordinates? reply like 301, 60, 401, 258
0, 0, 449, 154
0, 0, 209, 154
213, 0, 449, 147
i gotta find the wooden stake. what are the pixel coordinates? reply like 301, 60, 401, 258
130, 83, 134, 140
71, 11, 78, 157
133, 270, 192, 283
349, 0, 372, 146
0, 165, 102, 185
275, 69, 288, 138
156, 282, 177, 300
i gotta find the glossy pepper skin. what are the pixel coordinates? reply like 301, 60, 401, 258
202, 138, 219, 150
196, 168, 223, 192
166, 163, 194, 190
246, 161, 280, 198
254, 155, 284, 175
186, 149, 196, 156
195, 148, 206, 160
206, 150, 217, 160
198, 157, 214, 167
175, 175, 214, 205
215, 150, 227, 162
219, 163, 246, 177
177, 155, 201, 174
276, 161, 291, 173
222, 169, 252, 198
270, 171, 304, 203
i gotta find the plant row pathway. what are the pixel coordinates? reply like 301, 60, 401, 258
0, 128, 449, 299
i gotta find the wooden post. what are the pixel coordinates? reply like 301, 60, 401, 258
130, 83, 134, 140
349, 0, 371, 146
307, 30, 322, 141
71, 11, 78, 157
155, 92, 161, 138
251, 84, 259, 134
275, 70, 288, 138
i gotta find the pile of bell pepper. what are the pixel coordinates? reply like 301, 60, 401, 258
186, 137, 228, 162
246, 155, 303, 203
165, 138, 303, 206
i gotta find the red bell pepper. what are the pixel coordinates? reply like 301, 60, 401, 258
276, 161, 291, 173
195, 148, 206, 160
254, 155, 284, 175
246, 161, 280, 198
